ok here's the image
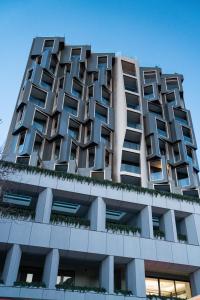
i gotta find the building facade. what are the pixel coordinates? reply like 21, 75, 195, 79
3, 37, 200, 197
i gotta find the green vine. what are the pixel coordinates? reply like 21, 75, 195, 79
106, 222, 141, 235
55, 283, 106, 293
51, 213, 90, 228
115, 289, 133, 296
0, 160, 199, 204
14, 281, 46, 288
0, 202, 35, 220
177, 233, 187, 242
153, 229, 165, 239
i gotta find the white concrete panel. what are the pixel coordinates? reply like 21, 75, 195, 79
140, 238, 156, 260
65, 291, 85, 300
20, 287, 43, 298
74, 181, 91, 195
106, 187, 123, 201
29, 223, 51, 247
0, 219, 12, 242
90, 184, 107, 198
8, 221, 32, 244
152, 195, 167, 208
180, 201, 195, 213
155, 240, 173, 262
122, 190, 137, 203
123, 235, 140, 258
171, 243, 189, 264
137, 193, 153, 206
166, 198, 181, 211
88, 230, 107, 254
0, 286, 20, 297
50, 225, 70, 249
42, 289, 58, 300
56, 178, 75, 192
69, 228, 89, 252
85, 293, 106, 300
106, 233, 124, 256
39, 174, 58, 189
187, 245, 200, 266
20, 171, 40, 186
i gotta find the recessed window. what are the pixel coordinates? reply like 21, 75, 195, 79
88, 86, 93, 98
88, 147, 95, 167
157, 120, 167, 137
27, 69, 33, 80
72, 80, 82, 99
166, 92, 176, 103
33, 134, 43, 157
16, 106, 25, 128
51, 114, 59, 136
176, 166, 190, 187
121, 60, 136, 76
166, 78, 179, 90
17, 132, 26, 152
98, 56, 107, 69
41, 71, 54, 90
16, 156, 30, 165
127, 111, 141, 130
71, 48, 81, 60
101, 87, 110, 106
55, 163, 68, 172
124, 76, 138, 93
33, 111, 47, 134
58, 77, 64, 89
29, 86, 47, 108
70, 142, 78, 160
84, 122, 91, 143
146, 136, 152, 155
126, 93, 140, 110
68, 120, 80, 140
63, 96, 78, 116
79, 62, 85, 79
144, 85, 154, 100
43, 40, 54, 51
95, 103, 107, 123
173, 143, 180, 162
49, 54, 58, 74
101, 127, 111, 147
52, 140, 61, 160
186, 147, 193, 164
144, 71, 157, 84
148, 102, 162, 117
182, 126, 192, 143
149, 160, 163, 181
105, 150, 110, 167
3, 192, 32, 206
174, 108, 188, 126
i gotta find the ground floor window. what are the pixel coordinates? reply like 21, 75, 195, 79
146, 277, 191, 299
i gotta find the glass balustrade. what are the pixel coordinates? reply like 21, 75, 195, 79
157, 129, 167, 137
127, 121, 141, 129
95, 112, 107, 123
175, 116, 188, 125
127, 103, 140, 110
123, 140, 140, 150
121, 163, 140, 174
144, 93, 154, 100
178, 178, 190, 187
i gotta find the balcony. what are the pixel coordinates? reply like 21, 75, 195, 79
121, 163, 140, 174
123, 140, 140, 150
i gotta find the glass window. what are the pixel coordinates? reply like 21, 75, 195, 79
146, 278, 159, 295
159, 279, 176, 297
175, 281, 191, 299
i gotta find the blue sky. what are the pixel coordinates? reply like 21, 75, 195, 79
0, 0, 200, 160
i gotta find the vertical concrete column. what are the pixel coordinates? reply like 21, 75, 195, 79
35, 188, 53, 223
138, 205, 153, 238
88, 197, 106, 231
185, 214, 199, 245
2, 244, 22, 286
193, 214, 200, 245
42, 249, 59, 289
160, 209, 177, 242
100, 255, 114, 293
126, 258, 146, 297
190, 269, 200, 296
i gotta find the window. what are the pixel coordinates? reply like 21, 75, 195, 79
144, 71, 157, 84
166, 78, 179, 90
101, 127, 111, 147
57, 271, 75, 286
17, 132, 26, 152
49, 54, 58, 74
72, 80, 82, 99
55, 163, 68, 172
51, 114, 59, 136
166, 92, 176, 103
52, 140, 61, 160
85, 122, 91, 143
41, 71, 54, 90
88, 86, 93, 98
102, 87, 110, 106
186, 147, 193, 164
3, 192, 32, 206
157, 120, 167, 137
70, 142, 78, 160
124, 75, 138, 93
68, 120, 80, 140
121, 60, 136, 76
148, 102, 162, 117
173, 143, 181, 162
29, 86, 47, 108
27, 69, 33, 80
63, 96, 78, 116
43, 40, 54, 51
146, 136, 152, 155
150, 160, 163, 181
79, 62, 85, 79
176, 166, 190, 187
145, 278, 191, 299
174, 109, 188, 126
71, 48, 81, 60
105, 150, 110, 167
16, 106, 25, 128
182, 127, 192, 143
88, 147, 95, 167
33, 134, 43, 157
144, 85, 154, 100
126, 93, 140, 110
59, 77, 64, 89
98, 56, 107, 69
16, 156, 30, 165
95, 103, 107, 123
33, 111, 47, 134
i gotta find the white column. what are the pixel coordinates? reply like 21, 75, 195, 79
138, 205, 153, 238
160, 209, 177, 242
35, 188, 53, 223
185, 214, 198, 245
88, 197, 106, 231
2, 244, 22, 286
190, 269, 200, 296
42, 249, 59, 289
100, 255, 114, 293
126, 259, 146, 297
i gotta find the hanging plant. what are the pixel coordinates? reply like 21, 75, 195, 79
55, 283, 106, 293
14, 281, 46, 288
50, 213, 90, 228
153, 229, 165, 239
106, 222, 141, 235
0, 202, 35, 220
0, 160, 199, 204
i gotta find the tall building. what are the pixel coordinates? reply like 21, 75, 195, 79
3, 37, 199, 197
1, 37, 200, 299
